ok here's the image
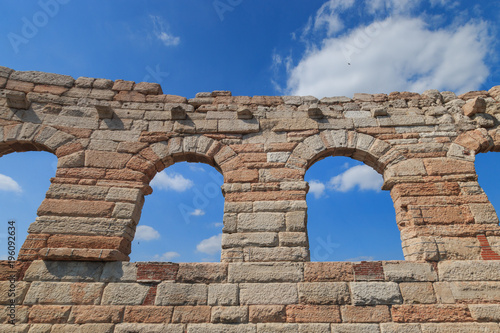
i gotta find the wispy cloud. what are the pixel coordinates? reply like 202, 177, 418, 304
211, 222, 224, 228
196, 234, 222, 255
0, 174, 22, 193
190, 209, 205, 216
153, 251, 180, 261
151, 171, 193, 192
135, 225, 160, 241
328, 165, 383, 192
150, 15, 180, 47
308, 180, 326, 199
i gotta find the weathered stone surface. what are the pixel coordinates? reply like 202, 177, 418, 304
239, 283, 298, 305
350, 282, 402, 305
341, 305, 391, 323
24, 261, 104, 282
187, 324, 256, 333
420, 323, 500, 333
399, 282, 436, 304
155, 283, 207, 305
176, 263, 227, 283
438, 261, 500, 281
330, 324, 381, 333
228, 263, 303, 283
468, 304, 500, 322
101, 283, 150, 305
286, 304, 341, 323
236, 213, 285, 232
172, 306, 211, 323
115, 323, 184, 333
383, 262, 437, 282
211, 306, 248, 323
11, 71, 74, 87
391, 305, 474, 323
24, 282, 104, 305
298, 282, 350, 305
68, 306, 124, 324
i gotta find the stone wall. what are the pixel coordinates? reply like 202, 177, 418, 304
1, 66, 500, 330
1, 260, 500, 332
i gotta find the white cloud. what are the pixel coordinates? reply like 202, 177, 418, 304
328, 165, 383, 192
135, 225, 160, 241
196, 234, 222, 255
314, 0, 355, 36
282, 0, 491, 98
287, 17, 490, 98
189, 164, 206, 172
151, 15, 180, 47
153, 251, 180, 261
308, 180, 326, 199
0, 174, 22, 193
190, 209, 205, 216
151, 171, 193, 192
212, 222, 224, 228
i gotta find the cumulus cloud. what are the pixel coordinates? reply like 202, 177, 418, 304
151, 171, 193, 192
153, 251, 180, 261
151, 15, 180, 47
328, 165, 383, 192
190, 209, 205, 216
135, 225, 160, 241
308, 180, 326, 199
280, 0, 491, 98
196, 234, 222, 255
0, 174, 22, 193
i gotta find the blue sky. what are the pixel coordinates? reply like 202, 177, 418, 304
1, 0, 500, 262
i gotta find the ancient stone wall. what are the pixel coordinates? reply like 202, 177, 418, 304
1, 66, 500, 331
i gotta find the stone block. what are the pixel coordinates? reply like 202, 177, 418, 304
391, 304, 473, 322
438, 261, 500, 281
330, 324, 381, 333
114, 323, 184, 333
298, 324, 330, 333
468, 304, 500, 322
286, 304, 341, 323
50, 324, 115, 333
211, 306, 248, 323
228, 263, 303, 283
101, 283, 150, 305
351, 282, 402, 305
68, 305, 124, 324
155, 283, 207, 305
0, 281, 29, 304
256, 323, 299, 333
11, 71, 74, 87
399, 282, 436, 304
380, 323, 422, 333
123, 305, 173, 323
23, 261, 104, 282
28, 305, 72, 323
24, 282, 104, 305
248, 305, 286, 323
239, 283, 298, 305
171, 306, 211, 323
247, 247, 309, 262
187, 324, 256, 333
237, 213, 285, 232
285, 211, 307, 232
420, 323, 500, 333
208, 284, 239, 306
222, 233, 278, 248
298, 282, 350, 305
341, 305, 391, 323
176, 263, 227, 283
383, 262, 437, 282
304, 262, 354, 282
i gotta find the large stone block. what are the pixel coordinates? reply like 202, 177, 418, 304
228, 263, 303, 283
350, 282, 403, 305
298, 282, 350, 305
187, 324, 256, 333
114, 323, 184, 333
341, 305, 391, 323
438, 261, 500, 281
24, 282, 104, 305
211, 306, 249, 323
177, 263, 227, 283
286, 304, 341, 323
239, 283, 298, 305
155, 283, 207, 306
24, 261, 104, 282
101, 283, 150, 305
383, 262, 437, 282
237, 213, 285, 232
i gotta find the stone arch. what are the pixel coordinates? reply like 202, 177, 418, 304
287, 130, 404, 175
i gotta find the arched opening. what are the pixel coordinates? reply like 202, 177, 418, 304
131, 161, 224, 263
474, 152, 500, 256
305, 155, 404, 261
0, 151, 57, 260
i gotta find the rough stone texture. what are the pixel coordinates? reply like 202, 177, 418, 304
2, 68, 500, 329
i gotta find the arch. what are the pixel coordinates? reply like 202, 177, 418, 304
286, 130, 404, 175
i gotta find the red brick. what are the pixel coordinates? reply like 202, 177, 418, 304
286, 305, 341, 323
230, 144, 265, 153
105, 169, 149, 183
391, 305, 474, 323
304, 262, 354, 282
124, 305, 173, 323
249, 305, 286, 323
69, 306, 124, 324
172, 306, 211, 323
391, 182, 461, 199
341, 305, 391, 323
353, 262, 384, 281
142, 284, 158, 305
37, 199, 114, 217
29, 305, 71, 324
137, 262, 179, 282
